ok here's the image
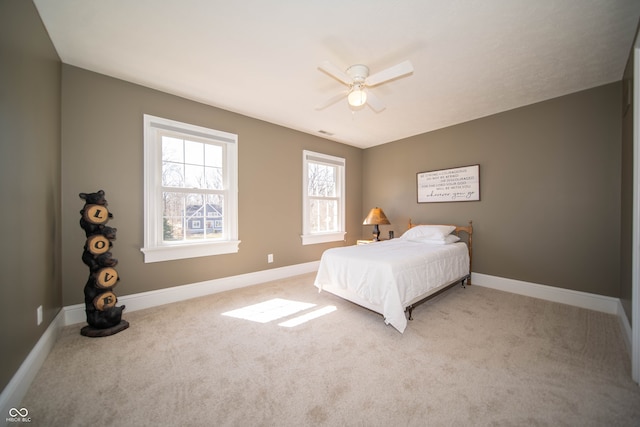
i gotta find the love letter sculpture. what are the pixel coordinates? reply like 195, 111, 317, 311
79, 190, 129, 337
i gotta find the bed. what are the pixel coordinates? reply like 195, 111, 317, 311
314, 220, 473, 333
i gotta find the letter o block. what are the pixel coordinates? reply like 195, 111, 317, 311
87, 235, 110, 255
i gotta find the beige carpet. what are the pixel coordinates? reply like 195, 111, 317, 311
20, 273, 640, 426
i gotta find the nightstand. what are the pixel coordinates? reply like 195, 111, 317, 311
356, 239, 386, 245
356, 239, 374, 245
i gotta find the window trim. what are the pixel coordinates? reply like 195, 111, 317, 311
301, 150, 346, 245
141, 114, 240, 263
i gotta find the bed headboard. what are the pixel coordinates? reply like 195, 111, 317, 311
408, 219, 472, 235
408, 219, 473, 283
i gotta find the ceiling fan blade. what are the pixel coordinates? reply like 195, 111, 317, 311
365, 60, 414, 87
315, 91, 348, 110
318, 61, 353, 85
366, 91, 386, 113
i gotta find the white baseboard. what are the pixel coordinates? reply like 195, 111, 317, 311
471, 272, 632, 356
0, 309, 64, 425
64, 261, 320, 326
471, 273, 621, 313
618, 300, 633, 357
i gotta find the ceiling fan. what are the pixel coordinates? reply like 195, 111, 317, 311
316, 60, 414, 113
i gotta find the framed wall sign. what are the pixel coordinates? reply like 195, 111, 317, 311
417, 164, 480, 203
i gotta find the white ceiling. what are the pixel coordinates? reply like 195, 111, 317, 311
34, 0, 640, 149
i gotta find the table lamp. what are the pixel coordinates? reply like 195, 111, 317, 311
363, 207, 390, 241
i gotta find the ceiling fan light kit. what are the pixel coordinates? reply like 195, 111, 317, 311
317, 60, 413, 113
348, 86, 367, 107
346, 64, 369, 108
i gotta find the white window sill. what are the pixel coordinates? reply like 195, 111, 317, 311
300, 232, 346, 246
141, 240, 241, 263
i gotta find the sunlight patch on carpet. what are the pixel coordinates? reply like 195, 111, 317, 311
221, 298, 337, 326
222, 298, 315, 323
278, 305, 337, 327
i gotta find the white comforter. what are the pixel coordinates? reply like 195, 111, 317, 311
314, 239, 469, 333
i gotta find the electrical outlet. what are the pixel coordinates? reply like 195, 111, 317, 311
267, 254, 274, 263
37, 305, 43, 326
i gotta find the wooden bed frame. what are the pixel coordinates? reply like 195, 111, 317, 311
404, 219, 473, 320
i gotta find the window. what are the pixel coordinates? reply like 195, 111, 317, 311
142, 115, 239, 263
301, 150, 346, 245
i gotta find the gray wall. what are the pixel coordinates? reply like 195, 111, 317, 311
60, 65, 362, 306
0, 0, 62, 391
363, 83, 622, 297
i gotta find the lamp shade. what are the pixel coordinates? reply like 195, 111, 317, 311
363, 207, 390, 225
348, 88, 367, 107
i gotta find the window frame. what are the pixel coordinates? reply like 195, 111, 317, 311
301, 150, 346, 245
142, 114, 239, 263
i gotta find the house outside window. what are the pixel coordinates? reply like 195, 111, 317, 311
142, 115, 239, 262
301, 150, 346, 245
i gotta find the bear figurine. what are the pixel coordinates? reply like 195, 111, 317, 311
82, 250, 118, 272
79, 190, 114, 236
99, 225, 117, 240
79, 190, 108, 206
79, 190, 128, 336
85, 304, 126, 329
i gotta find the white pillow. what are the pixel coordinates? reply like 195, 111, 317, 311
408, 234, 461, 245
400, 225, 456, 241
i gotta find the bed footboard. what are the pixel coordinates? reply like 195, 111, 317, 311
405, 273, 470, 320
